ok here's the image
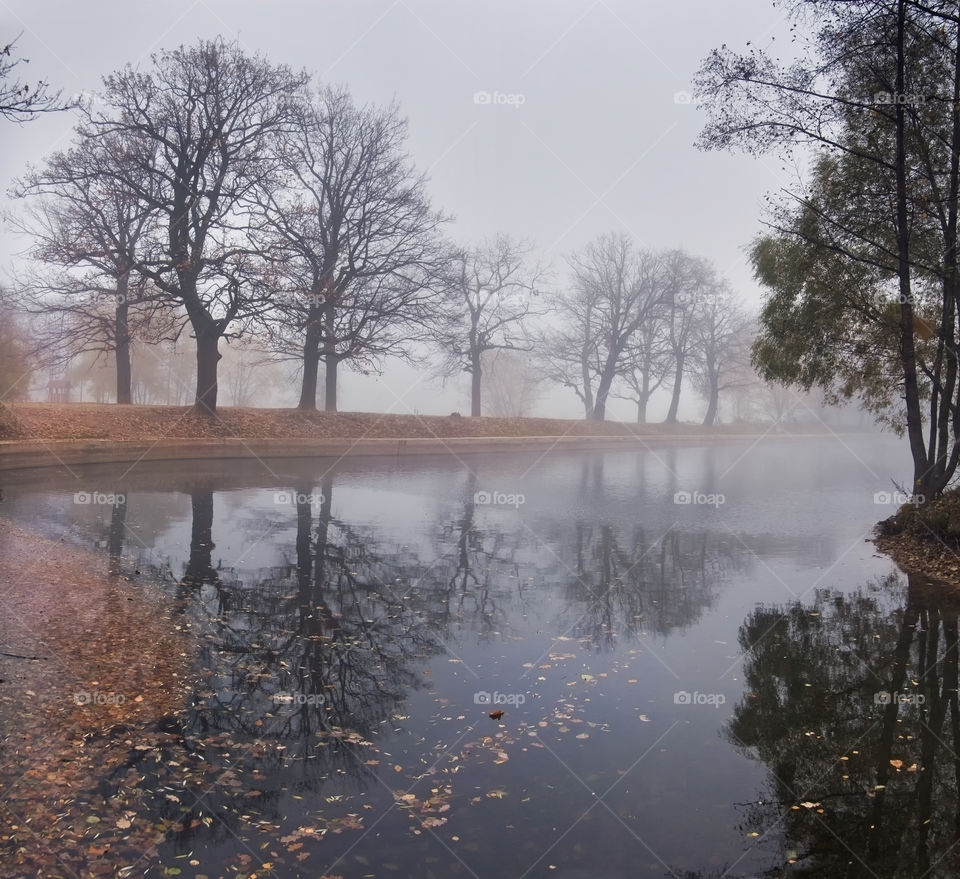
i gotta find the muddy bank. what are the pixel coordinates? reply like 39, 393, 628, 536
875, 491, 960, 586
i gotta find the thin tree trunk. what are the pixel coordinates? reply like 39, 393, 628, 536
665, 353, 684, 424
470, 352, 482, 417
115, 298, 132, 405
864, 575, 919, 860
893, 0, 928, 499
322, 301, 338, 413
107, 494, 127, 574
298, 320, 322, 410
931, 22, 960, 494
702, 382, 719, 426
581, 345, 594, 419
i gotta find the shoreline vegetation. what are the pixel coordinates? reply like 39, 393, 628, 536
875, 491, 960, 587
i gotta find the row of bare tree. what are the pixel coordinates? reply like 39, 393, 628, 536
536, 235, 753, 422
4, 38, 753, 423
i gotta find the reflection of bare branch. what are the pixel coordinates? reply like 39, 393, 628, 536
559, 522, 730, 650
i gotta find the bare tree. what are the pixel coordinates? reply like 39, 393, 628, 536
0, 35, 67, 122
661, 250, 714, 424
131, 339, 196, 405
695, 0, 960, 501
67, 349, 116, 403
258, 85, 446, 412
220, 340, 287, 407
0, 287, 32, 401
536, 269, 604, 419
10, 131, 181, 403
689, 286, 754, 426
434, 235, 545, 416
540, 233, 670, 421
77, 39, 308, 414
482, 349, 544, 417
615, 310, 673, 423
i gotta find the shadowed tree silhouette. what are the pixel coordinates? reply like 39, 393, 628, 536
727, 572, 960, 877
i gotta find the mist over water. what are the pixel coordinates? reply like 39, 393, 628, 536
6, 436, 953, 877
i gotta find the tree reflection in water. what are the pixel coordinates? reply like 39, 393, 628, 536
560, 522, 736, 650
729, 571, 960, 878
79, 468, 741, 875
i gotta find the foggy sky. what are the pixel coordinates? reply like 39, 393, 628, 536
0, 0, 796, 418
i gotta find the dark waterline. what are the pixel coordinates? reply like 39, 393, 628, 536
4, 435, 955, 878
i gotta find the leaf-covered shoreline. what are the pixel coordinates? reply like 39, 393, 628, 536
875, 490, 960, 586
0, 520, 192, 878
0, 401, 774, 443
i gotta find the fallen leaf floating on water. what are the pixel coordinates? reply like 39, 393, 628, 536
489, 710, 504, 720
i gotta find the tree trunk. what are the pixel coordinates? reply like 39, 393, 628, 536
929, 19, 960, 497
863, 574, 919, 859
115, 295, 132, 405
893, 0, 929, 500
324, 356, 338, 412
636, 368, 652, 423
298, 320, 323, 410
702, 382, 719, 427
194, 330, 221, 415
107, 494, 127, 574
322, 300, 338, 413
470, 352, 482, 417
181, 489, 217, 588
592, 360, 618, 422
580, 344, 594, 419
636, 392, 649, 424
665, 353, 684, 424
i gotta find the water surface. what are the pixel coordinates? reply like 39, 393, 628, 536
5, 434, 955, 878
